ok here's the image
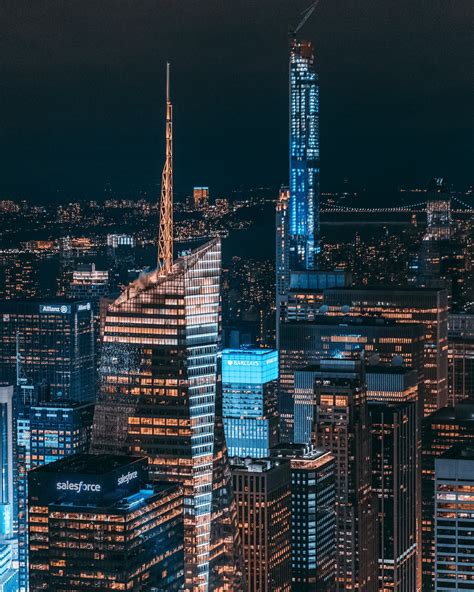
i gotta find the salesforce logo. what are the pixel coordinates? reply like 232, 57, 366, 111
117, 470, 138, 486
56, 480, 101, 493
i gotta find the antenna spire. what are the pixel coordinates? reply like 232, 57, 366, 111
157, 62, 173, 273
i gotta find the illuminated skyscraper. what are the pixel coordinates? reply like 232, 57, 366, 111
0, 387, 14, 542
289, 39, 320, 271
222, 348, 279, 458
276, 186, 290, 299
422, 401, 474, 590
28, 455, 184, 591
272, 444, 337, 591
193, 186, 209, 209
231, 458, 292, 592
448, 315, 474, 405
280, 315, 424, 441
434, 447, 474, 591
312, 360, 378, 591
369, 401, 418, 591
0, 300, 95, 404
324, 287, 449, 415
0, 385, 18, 592
91, 239, 243, 592
367, 365, 422, 591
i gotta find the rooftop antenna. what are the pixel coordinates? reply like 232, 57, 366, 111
157, 62, 173, 273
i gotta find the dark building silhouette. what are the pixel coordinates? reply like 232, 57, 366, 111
311, 360, 378, 591
231, 458, 292, 592
370, 401, 418, 591
272, 444, 336, 591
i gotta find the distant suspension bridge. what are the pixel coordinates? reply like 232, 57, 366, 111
320, 196, 473, 214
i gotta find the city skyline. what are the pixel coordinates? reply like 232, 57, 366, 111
0, 3, 473, 591
1, 1, 472, 198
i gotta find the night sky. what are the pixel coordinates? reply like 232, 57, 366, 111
1, 0, 472, 199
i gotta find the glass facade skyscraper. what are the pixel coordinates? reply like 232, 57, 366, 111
0, 385, 18, 592
0, 300, 95, 404
279, 315, 424, 442
312, 360, 378, 592
434, 447, 474, 591
16, 395, 94, 592
289, 39, 320, 271
272, 444, 337, 591
222, 348, 279, 457
231, 458, 292, 592
369, 401, 418, 591
28, 455, 184, 592
0, 387, 14, 541
324, 287, 449, 415
91, 239, 243, 592
422, 401, 474, 590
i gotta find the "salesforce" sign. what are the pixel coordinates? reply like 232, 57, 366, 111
56, 480, 101, 493
117, 470, 138, 486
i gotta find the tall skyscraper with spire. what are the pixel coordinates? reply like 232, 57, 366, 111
289, 37, 320, 271
158, 62, 173, 274
91, 65, 243, 592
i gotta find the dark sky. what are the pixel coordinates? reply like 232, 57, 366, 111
1, 0, 472, 199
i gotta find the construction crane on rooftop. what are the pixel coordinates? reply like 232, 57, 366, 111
292, 0, 320, 36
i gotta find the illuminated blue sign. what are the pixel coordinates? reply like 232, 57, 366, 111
222, 349, 278, 385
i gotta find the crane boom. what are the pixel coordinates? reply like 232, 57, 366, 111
294, 0, 319, 35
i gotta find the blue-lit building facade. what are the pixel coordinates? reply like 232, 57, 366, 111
0, 386, 18, 592
434, 447, 474, 591
17, 398, 94, 592
0, 387, 14, 543
0, 300, 95, 405
222, 349, 279, 458
289, 39, 320, 272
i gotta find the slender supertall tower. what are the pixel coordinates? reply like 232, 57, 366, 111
277, 4, 320, 288
289, 36, 320, 271
158, 62, 173, 273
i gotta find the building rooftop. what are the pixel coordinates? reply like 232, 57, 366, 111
298, 359, 363, 373
366, 365, 416, 375
282, 315, 423, 329
223, 348, 277, 357
439, 446, 474, 461
230, 458, 286, 473
30, 453, 145, 476
424, 401, 474, 424
324, 285, 447, 294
